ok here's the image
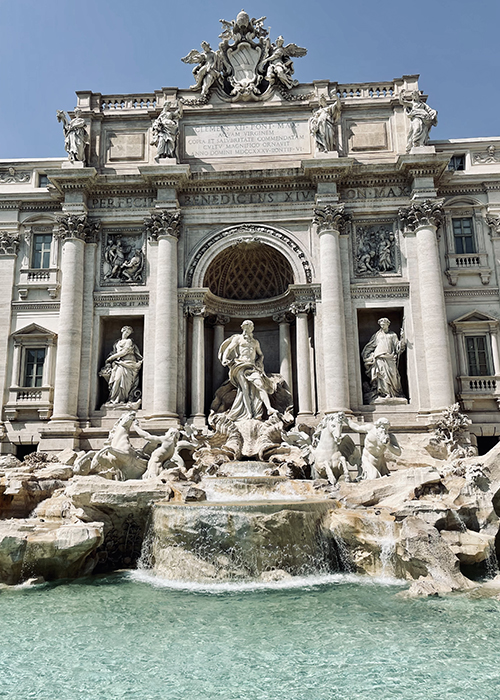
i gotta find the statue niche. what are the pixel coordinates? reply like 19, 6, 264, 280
98, 319, 144, 409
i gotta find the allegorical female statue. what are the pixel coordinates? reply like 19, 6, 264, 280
361, 318, 406, 403
309, 94, 341, 153
99, 326, 143, 407
56, 108, 89, 163
150, 101, 183, 161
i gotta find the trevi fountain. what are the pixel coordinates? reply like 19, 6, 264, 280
1, 9, 500, 700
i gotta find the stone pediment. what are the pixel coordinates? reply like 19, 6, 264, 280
450, 310, 499, 333
12, 323, 57, 340
452, 310, 498, 324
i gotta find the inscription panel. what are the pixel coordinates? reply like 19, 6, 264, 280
180, 189, 315, 206
183, 121, 311, 159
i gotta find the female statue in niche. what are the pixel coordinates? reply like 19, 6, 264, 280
99, 326, 143, 407
309, 94, 341, 153
361, 317, 406, 403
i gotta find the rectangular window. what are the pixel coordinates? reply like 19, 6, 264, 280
452, 218, 475, 254
23, 348, 46, 387
466, 336, 489, 376
32, 234, 52, 269
448, 155, 465, 171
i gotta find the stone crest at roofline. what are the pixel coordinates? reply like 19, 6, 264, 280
181, 10, 307, 103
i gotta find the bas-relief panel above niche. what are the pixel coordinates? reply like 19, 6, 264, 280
100, 229, 146, 286
352, 221, 401, 279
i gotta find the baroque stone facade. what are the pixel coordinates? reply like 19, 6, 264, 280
1, 10, 500, 455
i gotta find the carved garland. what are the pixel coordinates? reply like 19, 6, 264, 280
185, 224, 313, 286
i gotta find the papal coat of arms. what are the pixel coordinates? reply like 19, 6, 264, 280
181, 10, 307, 102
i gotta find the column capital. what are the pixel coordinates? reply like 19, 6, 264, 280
0, 230, 20, 255
398, 199, 444, 234
313, 204, 351, 235
289, 301, 316, 316
144, 209, 181, 241
184, 303, 207, 318
54, 213, 100, 242
273, 311, 293, 324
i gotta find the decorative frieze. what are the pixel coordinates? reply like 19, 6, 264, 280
144, 210, 181, 241
350, 283, 409, 299
313, 204, 351, 234
398, 200, 444, 232
55, 213, 100, 242
0, 168, 31, 184
0, 231, 20, 255
94, 292, 149, 308
473, 146, 500, 165
101, 230, 145, 285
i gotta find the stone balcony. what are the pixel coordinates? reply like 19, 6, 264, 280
4, 386, 53, 421
458, 375, 500, 411
445, 253, 491, 286
18, 268, 60, 300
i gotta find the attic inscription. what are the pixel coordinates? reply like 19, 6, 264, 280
183, 121, 310, 158
180, 189, 314, 206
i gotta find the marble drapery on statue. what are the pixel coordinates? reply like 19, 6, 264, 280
218, 320, 277, 421
399, 91, 437, 152
309, 94, 341, 153
56, 108, 89, 163
361, 318, 406, 403
99, 326, 143, 407
150, 101, 183, 161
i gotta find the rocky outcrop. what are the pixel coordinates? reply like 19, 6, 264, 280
0, 519, 103, 585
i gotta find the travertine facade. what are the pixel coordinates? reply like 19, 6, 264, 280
1, 12, 499, 456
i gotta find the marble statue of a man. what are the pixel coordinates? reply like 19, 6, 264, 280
218, 320, 277, 421
362, 318, 406, 403
346, 417, 401, 479
99, 326, 143, 406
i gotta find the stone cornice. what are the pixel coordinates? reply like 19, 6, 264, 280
45, 168, 98, 196
396, 153, 450, 180
302, 158, 355, 183
139, 164, 191, 189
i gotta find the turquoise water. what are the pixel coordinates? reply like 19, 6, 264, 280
1, 572, 499, 700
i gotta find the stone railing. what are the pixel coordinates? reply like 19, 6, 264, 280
445, 253, 491, 285
458, 375, 500, 411
99, 94, 157, 111
5, 386, 53, 420
334, 81, 398, 100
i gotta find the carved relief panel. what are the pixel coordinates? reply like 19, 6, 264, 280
353, 221, 399, 278
100, 229, 146, 286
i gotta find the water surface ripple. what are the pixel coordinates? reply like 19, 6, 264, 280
0, 572, 498, 700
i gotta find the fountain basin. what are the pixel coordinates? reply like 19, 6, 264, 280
142, 500, 336, 582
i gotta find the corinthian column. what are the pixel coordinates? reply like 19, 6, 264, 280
51, 214, 100, 421
212, 315, 230, 395
314, 205, 350, 413
145, 210, 181, 420
273, 312, 293, 400
399, 200, 455, 409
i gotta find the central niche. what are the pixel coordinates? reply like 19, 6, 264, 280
203, 241, 294, 300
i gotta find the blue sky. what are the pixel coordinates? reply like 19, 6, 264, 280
1, 0, 499, 159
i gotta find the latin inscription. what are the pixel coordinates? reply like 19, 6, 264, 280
89, 196, 155, 210
180, 190, 315, 206
341, 185, 411, 200
183, 121, 310, 159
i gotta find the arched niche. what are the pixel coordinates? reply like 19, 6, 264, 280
185, 224, 313, 289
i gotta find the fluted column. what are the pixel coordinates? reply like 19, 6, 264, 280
52, 215, 99, 421
145, 210, 181, 420
212, 315, 230, 394
273, 312, 293, 399
400, 200, 454, 409
314, 205, 350, 413
187, 306, 207, 424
